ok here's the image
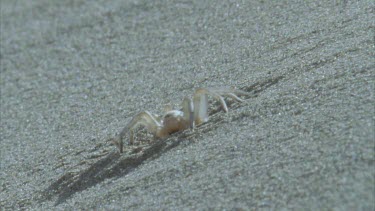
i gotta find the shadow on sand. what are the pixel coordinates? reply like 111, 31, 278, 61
43, 133, 193, 205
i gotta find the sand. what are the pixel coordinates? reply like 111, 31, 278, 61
1, 0, 374, 209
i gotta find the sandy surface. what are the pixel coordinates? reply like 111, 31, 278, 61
1, 0, 374, 210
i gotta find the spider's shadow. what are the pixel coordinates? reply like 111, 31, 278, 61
43, 131, 197, 206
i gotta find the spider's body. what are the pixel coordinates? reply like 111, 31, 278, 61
160, 110, 189, 136
116, 87, 248, 152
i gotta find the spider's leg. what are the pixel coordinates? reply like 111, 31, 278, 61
119, 111, 162, 150
202, 87, 249, 109
209, 87, 250, 100
182, 97, 194, 129
129, 130, 134, 145
227, 93, 244, 102
229, 89, 250, 101
193, 88, 211, 125
192, 87, 249, 125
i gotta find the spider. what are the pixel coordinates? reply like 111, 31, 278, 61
115, 87, 249, 153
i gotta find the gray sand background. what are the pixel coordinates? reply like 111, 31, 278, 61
1, 0, 374, 210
